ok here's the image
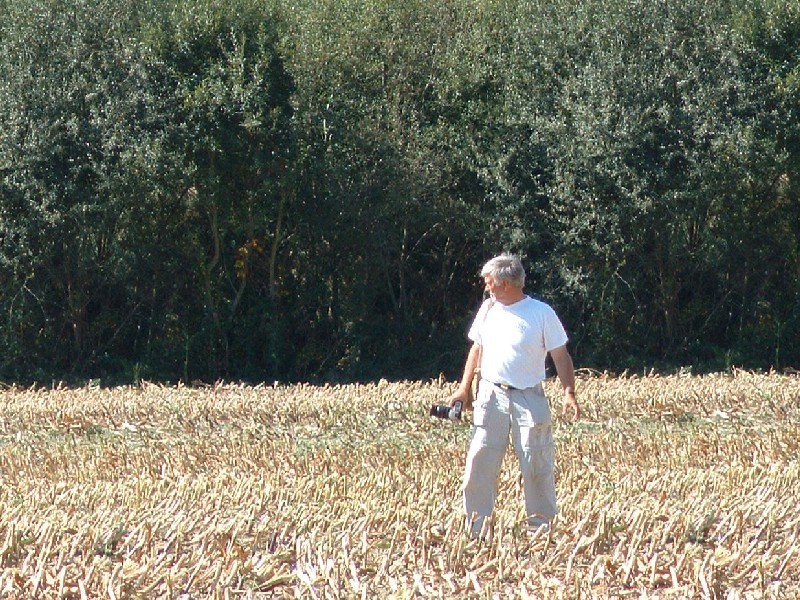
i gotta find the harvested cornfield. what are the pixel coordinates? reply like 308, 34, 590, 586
0, 371, 798, 598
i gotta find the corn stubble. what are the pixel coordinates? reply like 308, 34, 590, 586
0, 371, 798, 598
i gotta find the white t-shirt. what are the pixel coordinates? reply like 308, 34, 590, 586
468, 295, 568, 389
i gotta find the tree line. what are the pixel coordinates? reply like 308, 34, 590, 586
1, 0, 798, 384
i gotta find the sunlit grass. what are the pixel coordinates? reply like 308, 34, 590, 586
0, 371, 798, 598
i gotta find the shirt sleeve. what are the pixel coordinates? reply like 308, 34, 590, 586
467, 298, 493, 344
542, 304, 569, 351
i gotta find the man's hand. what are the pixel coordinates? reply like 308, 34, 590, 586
447, 388, 470, 408
562, 389, 581, 420
550, 345, 580, 420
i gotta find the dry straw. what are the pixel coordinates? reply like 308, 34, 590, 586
0, 371, 798, 598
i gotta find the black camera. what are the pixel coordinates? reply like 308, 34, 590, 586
430, 401, 462, 421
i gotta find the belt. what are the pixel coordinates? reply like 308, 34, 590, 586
487, 380, 544, 394
488, 380, 518, 391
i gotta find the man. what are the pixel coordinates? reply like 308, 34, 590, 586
448, 253, 580, 537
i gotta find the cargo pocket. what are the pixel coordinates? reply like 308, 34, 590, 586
471, 380, 493, 427
516, 422, 555, 476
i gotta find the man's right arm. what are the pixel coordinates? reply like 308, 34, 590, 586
448, 342, 481, 406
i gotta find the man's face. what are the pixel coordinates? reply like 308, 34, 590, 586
483, 274, 505, 300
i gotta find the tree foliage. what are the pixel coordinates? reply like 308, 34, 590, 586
1, 0, 798, 383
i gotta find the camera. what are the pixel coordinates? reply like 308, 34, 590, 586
430, 401, 462, 421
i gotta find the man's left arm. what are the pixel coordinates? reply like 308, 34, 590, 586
549, 345, 581, 420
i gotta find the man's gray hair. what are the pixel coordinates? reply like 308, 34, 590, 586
481, 253, 526, 289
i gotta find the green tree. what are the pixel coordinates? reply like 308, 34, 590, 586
2, 0, 798, 382
0, 0, 163, 376
480, 0, 800, 370
0, 0, 295, 381
281, 0, 493, 379
140, 0, 296, 379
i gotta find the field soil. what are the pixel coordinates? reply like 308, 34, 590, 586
0, 371, 798, 598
